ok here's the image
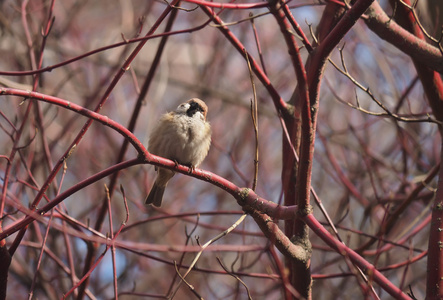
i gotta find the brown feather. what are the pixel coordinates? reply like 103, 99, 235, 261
145, 98, 211, 207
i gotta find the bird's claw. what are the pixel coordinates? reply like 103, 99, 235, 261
185, 164, 195, 174
174, 160, 194, 174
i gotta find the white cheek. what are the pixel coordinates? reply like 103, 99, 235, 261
194, 111, 205, 121
176, 103, 190, 114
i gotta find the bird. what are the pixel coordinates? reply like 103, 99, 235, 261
145, 98, 211, 207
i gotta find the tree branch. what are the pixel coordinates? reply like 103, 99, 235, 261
365, 2, 443, 74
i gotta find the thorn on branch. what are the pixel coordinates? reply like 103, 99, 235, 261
65, 144, 77, 161
163, 0, 198, 12
339, 45, 348, 73
354, 90, 361, 108
41, 16, 56, 38
121, 33, 129, 43
388, 1, 397, 23
306, 20, 318, 45
120, 184, 129, 225
136, 16, 146, 37
19, 98, 28, 106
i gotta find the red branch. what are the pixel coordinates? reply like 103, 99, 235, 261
199, 5, 288, 117
0, 88, 145, 154
5, 0, 180, 260
182, 0, 273, 9
365, 2, 443, 73
304, 214, 410, 299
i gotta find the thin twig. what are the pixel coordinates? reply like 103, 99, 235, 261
216, 257, 253, 300
250, 13, 268, 75
210, 11, 271, 28
328, 47, 442, 125
163, 0, 198, 11
173, 262, 204, 299
119, 185, 130, 226
167, 214, 200, 297
104, 184, 118, 300
170, 214, 248, 297
244, 50, 259, 191
397, 0, 443, 52
28, 210, 55, 300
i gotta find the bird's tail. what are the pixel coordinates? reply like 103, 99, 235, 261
145, 183, 165, 207
145, 168, 175, 207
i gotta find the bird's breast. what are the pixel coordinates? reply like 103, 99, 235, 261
151, 115, 208, 166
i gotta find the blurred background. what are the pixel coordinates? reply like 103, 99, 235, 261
0, 0, 440, 298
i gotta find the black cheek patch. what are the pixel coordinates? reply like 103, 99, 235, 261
186, 102, 203, 117
186, 109, 195, 117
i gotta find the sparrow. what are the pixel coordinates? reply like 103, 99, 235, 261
145, 98, 212, 207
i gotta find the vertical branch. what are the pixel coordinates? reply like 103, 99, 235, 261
427, 145, 443, 297
267, 1, 313, 297
0, 246, 10, 300
33, 0, 62, 198
72, 2, 180, 298
250, 14, 268, 75
387, 0, 443, 121
105, 184, 118, 300
104, 0, 182, 205
8, 1, 181, 261
199, 5, 289, 117
281, 0, 346, 240
62, 185, 129, 299
74, 4, 182, 298
303, 213, 411, 299
1, 0, 437, 297
195, 13, 309, 295
297, 0, 376, 226
170, 214, 248, 298
244, 51, 259, 191
28, 210, 54, 300
166, 215, 200, 297
0, 0, 52, 245
386, 1, 443, 297
269, 0, 375, 297
245, 41, 297, 299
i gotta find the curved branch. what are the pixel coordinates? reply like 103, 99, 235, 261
0, 158, 141, 241
199, 4, 289, 118
0, 88, 146, 155
365, 2, 443, 74
0, 87, 299, 221
182, 0, 273, 9
304, 213, 411, 299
